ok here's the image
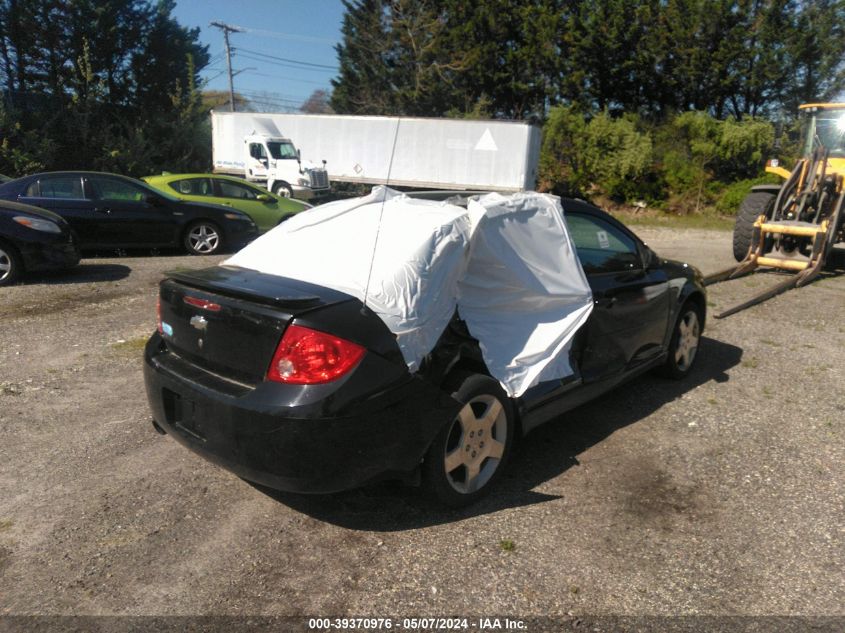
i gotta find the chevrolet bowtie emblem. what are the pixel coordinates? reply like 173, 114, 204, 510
190, 315, 208, 331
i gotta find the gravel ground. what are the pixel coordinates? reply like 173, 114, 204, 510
0, 229, 842, 629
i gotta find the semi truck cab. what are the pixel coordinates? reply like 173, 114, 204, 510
244, 134, 330, 200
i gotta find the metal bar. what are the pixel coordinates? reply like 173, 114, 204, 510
759, 222, 826, 237
714, 275, 801, 319
704, 266, 745, 286
755, 256, 809, 271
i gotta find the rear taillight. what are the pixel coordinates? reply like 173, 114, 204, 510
157, 296, 162, 334
267, 324, 365, 384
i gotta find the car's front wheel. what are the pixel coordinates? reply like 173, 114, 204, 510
422, 373, 514, 507
658, 302, 703, 379
0, 240, 22, 286
184, 221, 223, 255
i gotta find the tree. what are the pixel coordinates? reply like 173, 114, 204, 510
0, 0, 210, 176
202, 90, 251, 112
301, 89, 334, 114
783, 0, 845, 112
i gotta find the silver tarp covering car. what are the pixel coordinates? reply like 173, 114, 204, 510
224, 187, 593, 397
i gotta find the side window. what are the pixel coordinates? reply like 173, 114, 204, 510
169, 178, 212, 196
249, 143, 267, 160
88, 177, 147, 202
567, 213, 641, 274
216, 179, 259, 200
27, 176, 84, 199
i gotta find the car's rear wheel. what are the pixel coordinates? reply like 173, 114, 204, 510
184, 221, 223, 255
272, 181, 294, 199
658, 302, 703, 379
0, 240, 22, 286
422, 374, 514, 507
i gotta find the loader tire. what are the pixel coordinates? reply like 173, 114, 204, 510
733, 192, 775, 262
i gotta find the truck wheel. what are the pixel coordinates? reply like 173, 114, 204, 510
422, 373, 514, 507
272, 182, 294, 199
733, 192, 775, 262
0, 240, 22, 286
184, 221, 223, 255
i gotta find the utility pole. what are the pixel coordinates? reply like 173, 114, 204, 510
210, 21, 244, 112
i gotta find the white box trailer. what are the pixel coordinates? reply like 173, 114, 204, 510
211, 111, 542, 193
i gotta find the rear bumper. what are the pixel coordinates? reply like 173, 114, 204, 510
143, 335, 459, 493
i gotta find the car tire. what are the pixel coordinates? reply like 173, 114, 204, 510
657, 301, 703, 379
183, 221, 223, 255
733, 192, 775, 262
422, 373, 514, 507
272, 182, 294, 199
0, 240, 22, 286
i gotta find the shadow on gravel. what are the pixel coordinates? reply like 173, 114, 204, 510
253, 336, 743, 531
26, 262, 131, 285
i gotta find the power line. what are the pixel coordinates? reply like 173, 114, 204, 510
241, 70, 328, 86
235, 25, 337, 45
237, 47, 337, 70
239, 91, 312, 105
237, 52, 337, 74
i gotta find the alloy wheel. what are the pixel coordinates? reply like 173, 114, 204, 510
188, 224, 220, 254
443, 394, 508, 494
675, 310, 700, 371
0, 246, 11, 281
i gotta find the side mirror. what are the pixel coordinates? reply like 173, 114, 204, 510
145, 194, 162, 206
256, 194, 272, 202
297, 148, 301, 160
642, 246, 659, 269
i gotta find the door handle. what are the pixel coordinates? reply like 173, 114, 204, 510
94, 206, 111, 214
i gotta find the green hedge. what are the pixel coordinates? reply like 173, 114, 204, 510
540, 107, 782, 214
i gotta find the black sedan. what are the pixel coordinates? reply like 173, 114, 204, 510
143, 198, 706, 506
0, 199, 79, 286
0, 172, 259, 255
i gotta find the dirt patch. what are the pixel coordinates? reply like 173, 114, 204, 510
0, 287, 130, 319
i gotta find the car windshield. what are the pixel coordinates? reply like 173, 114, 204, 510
805, 109, 845, 158
267, 141, 297, 160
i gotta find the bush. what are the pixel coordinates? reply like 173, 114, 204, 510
715, 175, 781, 214
540, 108, 776, 211
540, 106, 657, 201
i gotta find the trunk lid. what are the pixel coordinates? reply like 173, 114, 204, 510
159, 265, 352, 385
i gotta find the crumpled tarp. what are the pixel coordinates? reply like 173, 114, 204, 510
223, 186, 593, 397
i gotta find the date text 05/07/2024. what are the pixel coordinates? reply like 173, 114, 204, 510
308, 617, 527, 631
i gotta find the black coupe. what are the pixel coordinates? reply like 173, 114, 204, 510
0, 172, 259, 255
143, 197, 706, 506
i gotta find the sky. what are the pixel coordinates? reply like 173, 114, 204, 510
172, 0, 346, 111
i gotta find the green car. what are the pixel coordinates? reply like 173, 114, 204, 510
143, 173, 309, 233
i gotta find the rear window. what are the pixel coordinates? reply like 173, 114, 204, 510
169, 178, 213, 196
27, 176, 84, 199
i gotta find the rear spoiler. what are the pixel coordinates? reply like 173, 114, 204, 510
166, 266, 350, 310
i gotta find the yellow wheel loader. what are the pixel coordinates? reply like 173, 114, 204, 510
706, 103, 845, 317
